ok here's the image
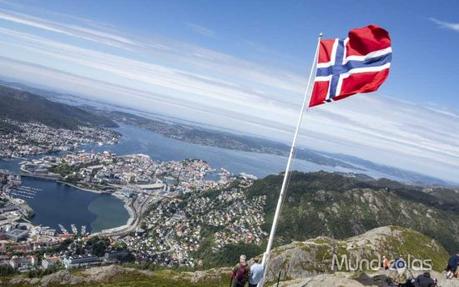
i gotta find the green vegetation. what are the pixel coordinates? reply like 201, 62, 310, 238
0, 265, 16, 276
5, 269, 230, 287
386, 226, 449, 271
247, 171, 459, 253
194, 240, 265, 269
49, 162, 79, 177
86, 237, 111, 257
0, 85, 117, 129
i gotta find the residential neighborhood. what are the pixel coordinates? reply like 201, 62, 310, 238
0, 120, 119, 159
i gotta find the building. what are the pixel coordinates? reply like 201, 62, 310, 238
5, 229, 28, 242
104, 250, 131, 263
0, 206, 19, 214
9, 255, 37, 271
41, 256, 61, 270
63, 255, 101, 269
137, 183, 165, 192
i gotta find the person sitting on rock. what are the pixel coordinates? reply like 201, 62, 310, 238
446, 253, 459, 279
389, 257, 414, 287
414, 272, 436, 287
231, 254, 250, 287
383, 256, 390, 270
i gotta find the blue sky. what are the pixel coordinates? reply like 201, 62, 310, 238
26, 0, 459, 108
0, 0, 458, 182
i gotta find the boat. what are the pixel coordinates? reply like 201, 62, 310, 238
71, 224, 78, 235
58, 224, 68, 234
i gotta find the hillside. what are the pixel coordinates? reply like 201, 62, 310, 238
4, 265, 232, 287
0, 85, 117, 130
4, 226, 453, 287
247, 171, 459, 253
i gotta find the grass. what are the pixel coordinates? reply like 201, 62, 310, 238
4, 269, 231, 287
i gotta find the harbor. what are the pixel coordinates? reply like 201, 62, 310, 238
9, 176, 130, 234
9, 185, 41, 199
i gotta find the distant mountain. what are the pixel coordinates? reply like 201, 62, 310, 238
328, 153, 453, 187
247, 171, 459, 253
105, 110, 455, 187
0, 80, 453, 187
104, 110, 360, 170
0, 85, 117, 130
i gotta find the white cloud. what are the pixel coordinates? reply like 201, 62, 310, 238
0, 9, 140, 49
187, 23, 216, 38
430, 17, 459, 32
0, 7, 457, 182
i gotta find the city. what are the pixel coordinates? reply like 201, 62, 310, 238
0, 119, 119, 159
0, 137, 267, 273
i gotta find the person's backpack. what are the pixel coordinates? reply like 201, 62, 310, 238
235, 264, 248, 282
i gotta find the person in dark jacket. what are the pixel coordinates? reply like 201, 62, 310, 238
414, 272, 435, 287
231, 255, 249, 287
446, 254, 459, 278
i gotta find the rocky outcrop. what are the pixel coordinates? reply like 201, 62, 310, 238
275, 271, 459, 287
264, 226, 449, 283
40, 270, 84, 286
6, 265, 128, 287
276, 273, 367, 287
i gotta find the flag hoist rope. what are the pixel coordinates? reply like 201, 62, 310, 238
258, 33, 323, 287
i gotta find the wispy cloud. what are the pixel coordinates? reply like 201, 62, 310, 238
429, 17, 459, 32
0, 6, 457, 182
0, 9, 141, 49
186, 23, 216, 38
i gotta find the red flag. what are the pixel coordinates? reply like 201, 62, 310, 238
309, 25, 392, 108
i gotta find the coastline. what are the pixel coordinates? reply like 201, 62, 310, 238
55, 181, 107, 194
92, 192, 137, 237
21, 171, 110, 194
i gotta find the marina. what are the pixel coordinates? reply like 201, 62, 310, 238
9, 185, 41, 199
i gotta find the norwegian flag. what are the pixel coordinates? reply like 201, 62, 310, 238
309, 25, 392, 108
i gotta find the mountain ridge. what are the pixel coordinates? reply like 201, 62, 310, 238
247, 171, 459, 253
0, 85, 117, 130
0, 80, 454, 187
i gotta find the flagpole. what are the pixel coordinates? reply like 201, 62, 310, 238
259, 32, 322, 287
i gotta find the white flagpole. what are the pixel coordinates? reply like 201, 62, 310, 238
258, 32, 322, 287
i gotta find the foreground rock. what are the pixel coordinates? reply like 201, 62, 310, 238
275, 271, 459, 287
264, 225, 449, 282
276, 273, 367, 287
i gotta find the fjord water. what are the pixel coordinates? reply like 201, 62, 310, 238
96, 124, 349, 177
0, 123, 351, 233
21, 177, 129, 233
